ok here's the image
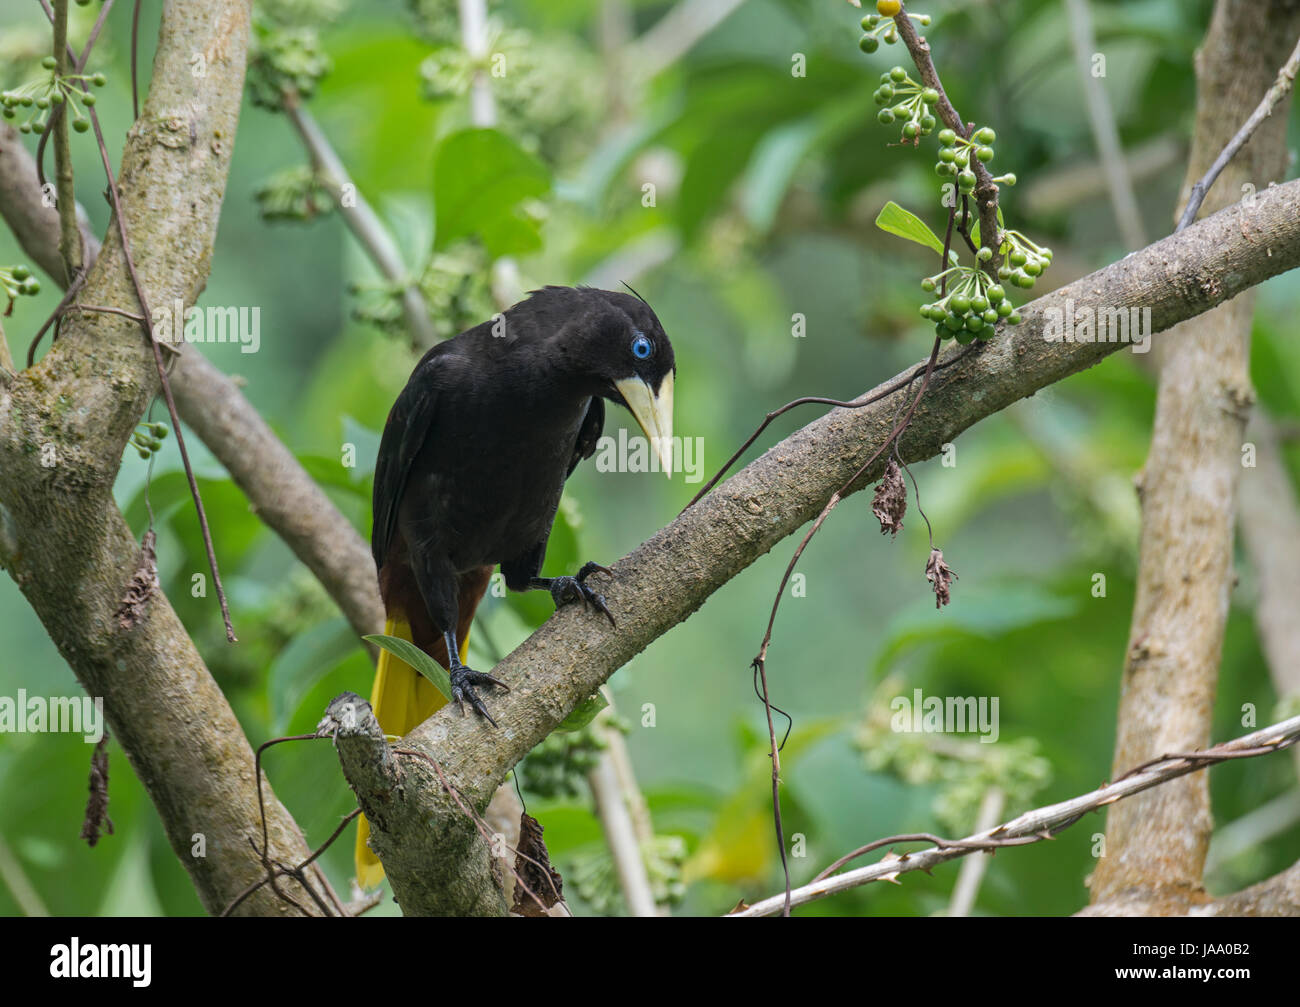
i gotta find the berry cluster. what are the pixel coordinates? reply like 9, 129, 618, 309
1, 264, 41, 305
873, 66, 940, 141
919, 266, 1020, 344
247, 22, 331, 111
1, 57, 106, 135
130, 421, 169, 461
996, 229, 1053, 291
519, 721, 616, 799
933, 126, 996, 196
858, 4, 931, 54
254, 165, 333, 223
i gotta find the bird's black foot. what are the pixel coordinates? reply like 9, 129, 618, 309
449, 664, 509, 727
548, 562, 616, 627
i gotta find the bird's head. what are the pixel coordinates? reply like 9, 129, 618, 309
528, 286, 676, 478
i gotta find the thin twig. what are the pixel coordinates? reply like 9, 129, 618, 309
281, 94, 437, 348
684, 346, 977, 511
50, 1, 83, 286
732, 713, 1300, 917
1176, 32, 1300, 232
893, 4, 1001, 275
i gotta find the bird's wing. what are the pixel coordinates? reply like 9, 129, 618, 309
567, 395, 605, 478
371, 352, 449, 571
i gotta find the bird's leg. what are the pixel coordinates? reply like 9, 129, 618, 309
528, 561, 616, 627
443, 630, 509, 726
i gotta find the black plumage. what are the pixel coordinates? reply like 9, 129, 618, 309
371, 285, 676, 722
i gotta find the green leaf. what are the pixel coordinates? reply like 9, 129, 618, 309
556, 691, 608, 732
875, 201, 958, 264
364, 634, 452, 701
433, 128, 550, 256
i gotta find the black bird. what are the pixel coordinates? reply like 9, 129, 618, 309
356, 285, 675, 886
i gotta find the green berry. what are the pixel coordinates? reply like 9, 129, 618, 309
42, 56, 57, 70
959, 170, 976, 191
976, 145, 994, 162
977, 246, 993, 262
938, 128, 956, 146
920, 277, 936, 292
81, 93, 95, 106
21, 278, 40, 295
1024, 260, 1042, 277
938, 147, 956, 163
861, 14, 880, 29
1009, 250, 1027, 267
983, 308, 999, 324
919, 113, 936, 131
903, 122, 919, 139
943, 313, 964, 333
954, 328, 975, 345
883, 29, 896, 43
877, 109, 895, 125
50, 90, 64, 104
890, 66, 907, 83
92, 73, 107, 87
997, 300, 1014, 318
1008, 311, 1022, 324
35, 97, 49, 110
137, 447, 151, 460
935, 161, 952, 177
986, 284, 1005, 303
73, 117, 89, 133
975, 127, 996, 144
921, 88, 939, 105
12, 264, 30, 281
859, 35, 879, 54
970, 295, 989, 313
950, 294, 971, 314
966, 314, 985, 333
1040, 247, 1053, 262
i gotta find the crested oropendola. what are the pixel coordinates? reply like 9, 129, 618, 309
355, 285, 675, 887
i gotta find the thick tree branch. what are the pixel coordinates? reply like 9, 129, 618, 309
0, 122, 384, 645
338, 177, 1300, 914
0, 0, 323, 916
1089, 0, 1300, 911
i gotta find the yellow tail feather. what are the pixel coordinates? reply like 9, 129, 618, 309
354, 615, 468, 888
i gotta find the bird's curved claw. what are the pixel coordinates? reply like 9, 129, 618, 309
551, 562, 616, 628
449, 665, 509, 727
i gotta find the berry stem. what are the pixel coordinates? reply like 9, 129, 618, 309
889, 4, 1002, 280
50, 0, 82, 285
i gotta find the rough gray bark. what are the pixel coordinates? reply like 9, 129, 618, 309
0, 125, 383, 646
0, 0, 322, 916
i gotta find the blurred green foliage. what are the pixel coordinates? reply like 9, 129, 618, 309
1, 0, 1297, 918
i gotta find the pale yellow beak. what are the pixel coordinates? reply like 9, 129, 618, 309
614, 372, 674, 478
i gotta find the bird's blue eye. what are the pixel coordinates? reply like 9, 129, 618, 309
631, 333, 653, 359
